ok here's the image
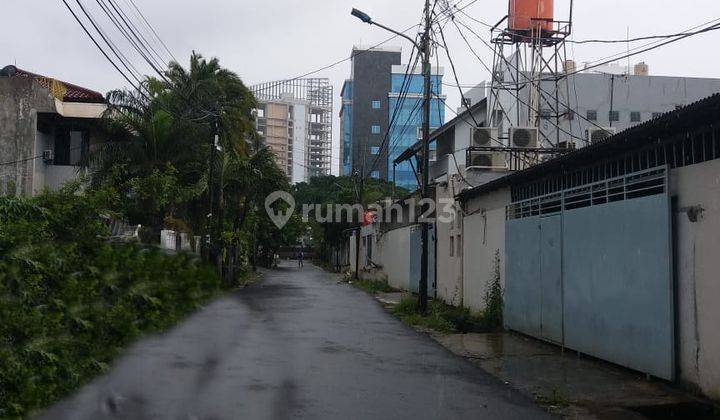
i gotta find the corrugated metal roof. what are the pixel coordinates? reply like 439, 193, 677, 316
457, 92, 720, 201
0, 65, 105, 104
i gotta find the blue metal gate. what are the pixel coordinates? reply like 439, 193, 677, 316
505, 167, 674, 380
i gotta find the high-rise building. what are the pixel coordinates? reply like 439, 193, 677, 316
251, 79, 332, 184
341, 46, 445, 189
387, 64, 445, 189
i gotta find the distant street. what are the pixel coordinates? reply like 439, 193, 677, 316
40, 262, 551, 420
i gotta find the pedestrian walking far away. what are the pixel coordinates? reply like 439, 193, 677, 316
298, 250, 304, 268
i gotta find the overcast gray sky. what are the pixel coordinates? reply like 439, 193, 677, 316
4, 0, 720, 174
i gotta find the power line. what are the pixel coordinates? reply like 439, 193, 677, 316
59, 0, 148, 99
569, 24, 720, 44
253, 24, 421, 95
97, 0, 169, 76
109, 0, 170, 67
452, 16, 611, 144
122, 0, 177, 63
366, 45, 423, 178
435, 20, 536, 166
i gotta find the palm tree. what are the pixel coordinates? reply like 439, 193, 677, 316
86, 52, 297, 279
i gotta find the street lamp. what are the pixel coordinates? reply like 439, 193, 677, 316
350, 8, 372, 23
350, 4, 433, 313
350, 8, 420, 49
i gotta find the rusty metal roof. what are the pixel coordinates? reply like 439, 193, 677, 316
0, 65, 105, 104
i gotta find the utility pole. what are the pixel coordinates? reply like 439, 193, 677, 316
354, 167, 364, 281
418, 0, 432, 313
207, 118, 219, 266
351, 1, 433, 312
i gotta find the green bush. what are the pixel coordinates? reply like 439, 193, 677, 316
351, 279, 395, 295
392, 296, 503, 334
0, 190, 224, 418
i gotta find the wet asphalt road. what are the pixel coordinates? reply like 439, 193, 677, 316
40, 262, 551, 420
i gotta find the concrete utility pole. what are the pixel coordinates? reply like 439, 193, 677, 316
351, 1, 433, 312
418, 0, 432, 313
354, 167, 363, 281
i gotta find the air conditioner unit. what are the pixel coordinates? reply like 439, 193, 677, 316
471, 127, 498, 147
42, 150, 54, 164
509, 127, 539, 148
586, 127, 617, 144
557, 140, 576, 150
466, 150, 507, 170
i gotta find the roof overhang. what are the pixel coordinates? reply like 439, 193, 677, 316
54, 99, 107, 119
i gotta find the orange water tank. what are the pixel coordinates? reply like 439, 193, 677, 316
509, 0, 554, 32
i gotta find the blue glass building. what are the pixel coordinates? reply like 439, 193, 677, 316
341, 46, 444, 190
387, 66, 444, 190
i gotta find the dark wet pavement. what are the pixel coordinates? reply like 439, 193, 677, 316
40, 262, 551, 420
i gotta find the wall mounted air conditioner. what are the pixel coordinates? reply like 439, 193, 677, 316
587, 127, 617, 144
466, 150, 507, 170
471, 127, 498, 147
42, 150, 54, 164
509, 127, 539, 148
557, 140, 576, 150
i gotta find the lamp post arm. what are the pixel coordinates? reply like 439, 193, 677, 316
370, 21, 420, 49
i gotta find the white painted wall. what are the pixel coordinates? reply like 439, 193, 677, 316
375, 226, 412, 291
435, 181, 463, 306
461, 187, 511, 313
672, 160, 720, 400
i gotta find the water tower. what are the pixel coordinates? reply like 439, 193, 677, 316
487, 0, 573, 149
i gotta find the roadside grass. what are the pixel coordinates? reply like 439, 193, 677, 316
393, 297, 503, 334
351, 278, 396, 295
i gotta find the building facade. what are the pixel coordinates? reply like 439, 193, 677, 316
388, 64, 445, 189
489, 61, 720, 148
341, 46, 445, 190
251, 79, 332, 184
0, 65, 106, 196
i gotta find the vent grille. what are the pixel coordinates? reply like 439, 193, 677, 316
472, 128, 495, 146
470, 153, 493, 167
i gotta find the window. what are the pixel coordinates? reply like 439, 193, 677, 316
587, 110, 598, 121
609, 110, 620, 122
370, 170, 380, 178
372, 100, 381, 109
449, 236, 455, 257
370, 146, 380, 155
54, 127, 88, 166
456, 234, 462, 257
630, 111, 641, 122
371, 125, 381, 134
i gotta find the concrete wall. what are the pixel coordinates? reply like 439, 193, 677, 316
671, 160, 720, 399
461, 187, 511, 313
0, 78, 55, 195
435, 180, 463, 306
375, 226, 412, 291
